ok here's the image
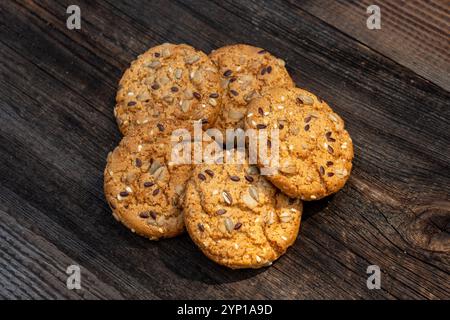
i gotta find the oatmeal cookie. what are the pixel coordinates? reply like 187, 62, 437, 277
209, 44, 294, 138
184, 151, 302, 268
104, 121, 205, 240
115, 43, 222, 135
245, 87, 354, 200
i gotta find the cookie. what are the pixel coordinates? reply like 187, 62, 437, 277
115, 43, 222, 135
209, 44, 294, 137
104, 120, 202, 240
245, 87, 354, 200
184, 151, 302, 269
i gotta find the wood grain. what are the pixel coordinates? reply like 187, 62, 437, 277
296, 0, 450, 91
0, 207, 123, 299
0, 0, 448, 299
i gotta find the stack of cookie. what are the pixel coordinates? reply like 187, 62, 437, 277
104, 43, 353, 269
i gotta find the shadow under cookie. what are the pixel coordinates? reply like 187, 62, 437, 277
157, 234, 267, 285
301, 194, 335, 222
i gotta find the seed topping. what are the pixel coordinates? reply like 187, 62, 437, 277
174, 68, 183, 79
297, 95, 314, 105
205, 169, 214, 177
223, 69, 232, 77
148, 60, 161, 69
319, 166, 325, 176
224, 217, 234, 232
185, 55, 200, 64
222, 191, 233, 205
208, 98, 217, 106
244, 175, 254, 182
216, 209, 227, 215
139, 212, 149, 218
326, 131, 336, 142
193, 92, 201, 99
249, 185, 259, 202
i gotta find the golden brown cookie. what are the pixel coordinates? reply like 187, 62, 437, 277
184, 151, 302, 269
115, 43, 222, 135
209, 44, 294, 137
245, 87, 354, 200
104, 121, 197, 240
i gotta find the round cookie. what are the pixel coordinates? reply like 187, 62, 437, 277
104, 120, 200, 240
184, 152, 302, 269
209, 44, 294, 136
115, 43, 222, 135
245, 87, 354, 200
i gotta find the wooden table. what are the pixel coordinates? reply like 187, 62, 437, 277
0, 0, 448, 299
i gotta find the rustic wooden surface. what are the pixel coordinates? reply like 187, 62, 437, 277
0, 0, 449, 299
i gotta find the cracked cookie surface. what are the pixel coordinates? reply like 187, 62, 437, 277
245, 87, 354, 200
209, 44, 294, 137
104, 121, 199, 240
184, 151, 302, 268
115, 43, 222, 135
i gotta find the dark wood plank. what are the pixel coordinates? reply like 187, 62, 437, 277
0, 0, 448, 299
295, 0, 450, 91
0, 208, 123, 299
